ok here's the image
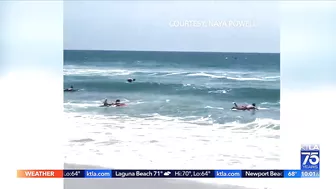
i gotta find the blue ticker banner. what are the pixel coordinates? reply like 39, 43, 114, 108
62, 169, 287, 178
56, 169, 319, 178
112, 170, 215, 178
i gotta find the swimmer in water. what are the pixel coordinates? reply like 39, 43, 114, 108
64, 85, 74, 91
127, 78, 136, 83
231, 102, 258, 111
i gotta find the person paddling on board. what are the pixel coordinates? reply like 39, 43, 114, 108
231, 102, 258, 111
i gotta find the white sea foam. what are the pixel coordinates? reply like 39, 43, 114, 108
163, 72, 188, 76
204, 106, 224, 110
187, 72, 227, 79
187, 72, 279, 82
64, 111, 280, 188
63, 68, 134, 76
226, 77, 265, 81
208, 89, 228, 94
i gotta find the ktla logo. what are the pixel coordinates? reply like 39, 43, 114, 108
301, 144, 320, 167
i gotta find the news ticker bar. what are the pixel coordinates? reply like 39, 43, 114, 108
17, 169, 319, 178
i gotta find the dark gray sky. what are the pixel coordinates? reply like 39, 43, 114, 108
64, 1, 279, 53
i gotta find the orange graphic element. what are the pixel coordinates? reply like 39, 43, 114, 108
17, 170, 63, 178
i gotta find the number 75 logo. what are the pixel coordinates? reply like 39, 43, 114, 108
302, 152, 319, 165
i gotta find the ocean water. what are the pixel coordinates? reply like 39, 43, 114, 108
64, 50, 280, 187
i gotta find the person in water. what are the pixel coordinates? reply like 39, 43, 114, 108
112, 99, 122, 106
127, 78, 136, 83
65, 85, 74, 91
231, 102, 258, 111
102, 99, 123, 107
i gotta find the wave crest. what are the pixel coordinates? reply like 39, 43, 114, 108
64, 67, 280, 82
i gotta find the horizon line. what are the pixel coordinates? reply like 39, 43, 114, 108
63, 49, 280, 54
